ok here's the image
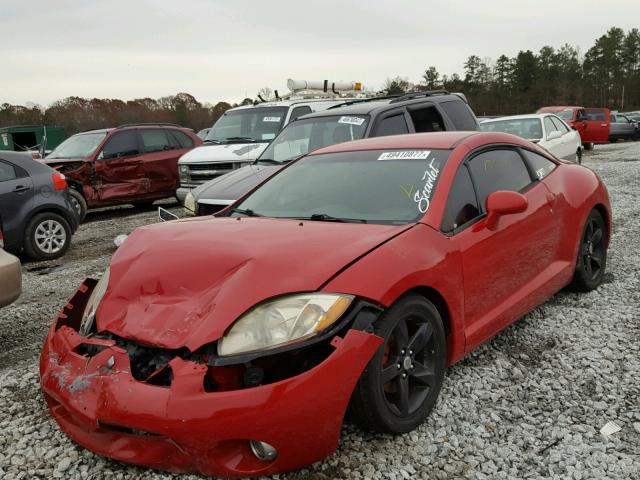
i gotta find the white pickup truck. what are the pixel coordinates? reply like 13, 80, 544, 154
176, 79, 366, 203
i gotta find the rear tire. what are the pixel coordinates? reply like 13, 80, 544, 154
569, 209, 607, 292
132, 201, 155, 210
576, 148, 583, 164
23, 212, 72, 261
348, 294, 446, 434
68, 188, 87, 223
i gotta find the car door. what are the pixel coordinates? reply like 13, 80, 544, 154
0, 159, 34, 249
550, 116, 577, 159
139, 129, 183, 196
584, 108, 610, 144
445, 148, 559, 351
92, 130, 147, 202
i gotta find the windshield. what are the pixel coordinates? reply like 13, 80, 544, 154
480, 118, 543, 140
205, 107, 288, 143
233, 149, 449, 225
259, 115, 370, 163
46, 132, 106, 159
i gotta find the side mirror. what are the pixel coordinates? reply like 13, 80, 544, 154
485, 190, 528, 230
547, 130, 562, 141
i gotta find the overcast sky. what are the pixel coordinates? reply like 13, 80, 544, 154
1, 0, 638, 106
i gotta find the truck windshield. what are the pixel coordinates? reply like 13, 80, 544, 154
259, 115, 370, 163
233, 149, 449, 225
205, 107, 288, 143
480, 118, 543, 141
46, 132, 107, 159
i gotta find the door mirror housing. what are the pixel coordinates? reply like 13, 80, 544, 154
547, 130, 562, 141
485, 190, 528, 230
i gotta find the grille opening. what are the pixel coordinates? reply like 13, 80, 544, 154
204, 341, 334, 392
188, 163, 235, 171
197, 203, 227, 216
98, 421, 163, 437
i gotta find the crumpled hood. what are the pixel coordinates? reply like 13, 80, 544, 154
193, 164, 283, 203
179, 142, 268, 164
42, 157, 88, 166
97, 216, 411, 351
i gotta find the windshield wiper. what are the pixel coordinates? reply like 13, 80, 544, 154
229, 208, 263, 217
202, 139, 221, 144
223, 137, 258, 143
302, 214, 367, 223
255, 158, 281, 165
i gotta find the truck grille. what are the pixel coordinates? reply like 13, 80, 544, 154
181, 162, 240, 187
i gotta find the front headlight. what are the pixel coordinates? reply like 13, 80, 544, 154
217, 293, 354, 356
179, 164, 189, 181
79, 268, 110, 336
184, 191, 196, 214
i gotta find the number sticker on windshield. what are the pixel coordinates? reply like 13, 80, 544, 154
263, 116, 281, 122
378, 150, 431, 161
338, 116, 365, 126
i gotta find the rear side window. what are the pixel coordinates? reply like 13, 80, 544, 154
439, 100, 478, 130
467, 149, 532, 210
521, 149, 556, 180
171, 130, 195, 148
140, 130, 175, 153
101, 131, 140, 159
441, 165, 480, 233
0, 161, 17, 182
375, 114, 409, 136
408, 105, 445, 132
290, 106, 312, 122
585, 110, 606, 121
550, 117, 570, 133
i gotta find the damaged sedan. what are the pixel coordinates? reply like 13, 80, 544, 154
40, 131, 611, 477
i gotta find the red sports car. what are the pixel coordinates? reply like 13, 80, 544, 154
40, 131, 611, 477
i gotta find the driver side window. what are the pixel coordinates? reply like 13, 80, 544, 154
99, 131, 140, 160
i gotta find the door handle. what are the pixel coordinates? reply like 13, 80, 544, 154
601, 124, 607, 127
14, 185, 30, 193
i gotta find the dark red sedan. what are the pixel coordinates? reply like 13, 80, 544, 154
40, 132, 611, 477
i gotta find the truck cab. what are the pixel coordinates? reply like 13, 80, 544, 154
176, 79, 368, 203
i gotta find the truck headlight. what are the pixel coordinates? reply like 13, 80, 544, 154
217, 293, 354, 356
179, 164, 189, 181
79, 268, 110, 336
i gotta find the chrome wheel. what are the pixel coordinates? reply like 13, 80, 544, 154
34, 219, 67, 254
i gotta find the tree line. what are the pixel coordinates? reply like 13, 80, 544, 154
1, 26, 638, 134
0, 93, 238, 135
386, 26, 640, 115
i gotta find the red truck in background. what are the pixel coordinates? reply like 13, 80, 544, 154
537, 106, 610, 150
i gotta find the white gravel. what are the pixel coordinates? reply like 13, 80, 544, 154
0, 143, 639, 479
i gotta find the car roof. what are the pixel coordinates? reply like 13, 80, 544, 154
539, 106, 582, 111
309, 131, 535, 156
0, 150, 51, 174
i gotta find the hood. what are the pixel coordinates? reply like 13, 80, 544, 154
43, 157, 88, 166
97, 217, 412, 351
179, 142, 268, 164
193, 164, 283, 203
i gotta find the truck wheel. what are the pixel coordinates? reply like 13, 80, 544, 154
23, 212, 72, 261
68, 188, 87, 223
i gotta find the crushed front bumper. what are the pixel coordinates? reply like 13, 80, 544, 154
39, 282, 382, 477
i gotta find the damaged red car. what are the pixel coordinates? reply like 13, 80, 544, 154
40, 131, 611, 477
44, 125, 201, 221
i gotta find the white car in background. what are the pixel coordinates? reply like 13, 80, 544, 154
480, 113, 583, 163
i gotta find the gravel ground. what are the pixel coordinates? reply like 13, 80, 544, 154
0, 143, 638, 479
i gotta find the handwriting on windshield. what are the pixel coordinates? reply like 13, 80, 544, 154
414, 158, 440, 213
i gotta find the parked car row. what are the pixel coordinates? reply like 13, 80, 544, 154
185, 90, 480, 215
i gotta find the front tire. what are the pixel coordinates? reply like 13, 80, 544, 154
23, 212, 72, 260
576, 148, 583, 164
569, 209, 607, 292
349, 294, 446, 434
68, 188, 87, 223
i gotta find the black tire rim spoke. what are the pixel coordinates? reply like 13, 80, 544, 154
591, 227, 603, 246
397, 376, 410, 416
408, 323, 433, 354
410, 361, 435, 387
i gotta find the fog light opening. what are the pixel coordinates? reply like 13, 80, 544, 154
249, 440, 278, 462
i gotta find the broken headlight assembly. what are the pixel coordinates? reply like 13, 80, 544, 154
79, 268, 110, 336
217, 293, 354, 356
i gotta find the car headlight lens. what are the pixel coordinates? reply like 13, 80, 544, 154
184, 191, 196, 213
217, 293, 354, 356
79, 268, 110, 336
179, 164, 189, 181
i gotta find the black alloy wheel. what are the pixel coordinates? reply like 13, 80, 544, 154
569, 209, 607, 291
348, 294, 446, 434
